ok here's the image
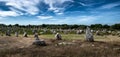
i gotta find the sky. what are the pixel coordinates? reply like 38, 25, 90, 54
0, 0, 120, 25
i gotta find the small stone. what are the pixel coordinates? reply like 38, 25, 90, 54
33, 40, 46, 46
15, 32, 18, 37
55, 33, 62, 40
23, 32, 28, 37
92, 44, 95, 47
6, 30, 11, 36
32, 33, 46, 46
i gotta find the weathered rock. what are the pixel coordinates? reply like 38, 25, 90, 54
33, 40, 46, 46
64, 30, 68, 34
96, 30, 100, 35
55, 33, 62, 40
23, 32, 28, 37
51, 30, 56, 34
6, 30, 11, 36
56, 42, 75, 46
33, 33, 46, 46
76, 30, 83, 34
34, 33, 39, 39
32, 29, 37, 34
85, 27, 94, 42
76, 30, 80, 34
15, 32, 18, 37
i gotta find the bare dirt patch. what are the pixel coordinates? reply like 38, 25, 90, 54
0, 36, 120, 57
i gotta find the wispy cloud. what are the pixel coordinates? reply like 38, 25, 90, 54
44, 0, 73, 15
0, 10, 19, 17
99, 2, 120, 9
79, 2, 86, 6
2, 0, 39, 15
0, 0, 72, 16
37, 15, 53, 19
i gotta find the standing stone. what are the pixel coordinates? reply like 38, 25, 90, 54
34, 33, 38, 38
32, 33, 46, 46
85, 27, 94, 42
32, 29, 37, 34
23, 32, 28, 37
55, 33, 62, 40
15, 32, 18, 37
96, 30, 100, 35
43, 29, 47, 33
76, 30, 80, 34
91, 30, 94, 33
76, 30, 83, 34
52, 30, 56, 34
64, 30, 68, 34
6, 30, 11, 36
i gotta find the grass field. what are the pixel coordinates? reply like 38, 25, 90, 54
0, 34, 120, 57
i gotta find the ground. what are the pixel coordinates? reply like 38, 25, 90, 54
0, 34, 120, 57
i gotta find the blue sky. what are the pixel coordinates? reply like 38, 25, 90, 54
0, 0, 120, 25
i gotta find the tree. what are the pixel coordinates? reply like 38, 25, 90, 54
14, 24, 19, 27
111, 24, 120, 30
103, 24, 110, 29
90, 24, 103, 30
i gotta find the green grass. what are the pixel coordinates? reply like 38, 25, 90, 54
40, 34, 120, 42
1, 33, 120, 42
40, 34, 84, 40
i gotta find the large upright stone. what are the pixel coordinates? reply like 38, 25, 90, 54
85, 27, 94, 42
55, 33, 62, 40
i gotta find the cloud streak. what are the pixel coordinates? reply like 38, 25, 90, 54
44, 0, 72, 14
6, 0, 39, 15
0, 10, 19, 17
99, 1, 120, 9
37, 15, 53, 19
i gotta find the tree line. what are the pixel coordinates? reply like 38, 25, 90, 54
0, 23, 120, 30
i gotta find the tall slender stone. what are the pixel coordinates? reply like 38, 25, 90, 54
85, 27, 94, 42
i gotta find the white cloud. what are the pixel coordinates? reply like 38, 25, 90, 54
37, 15, 53, 19
9, 7, 24, 15
0, 0, 73, 17
79, 2, 86, 6
99, 2, 120, 9
0, 10, 19, 17
2, 0, 39, 15
44, 0, 72, 14
57, 12, 64, 15
79, 16, 97, 22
